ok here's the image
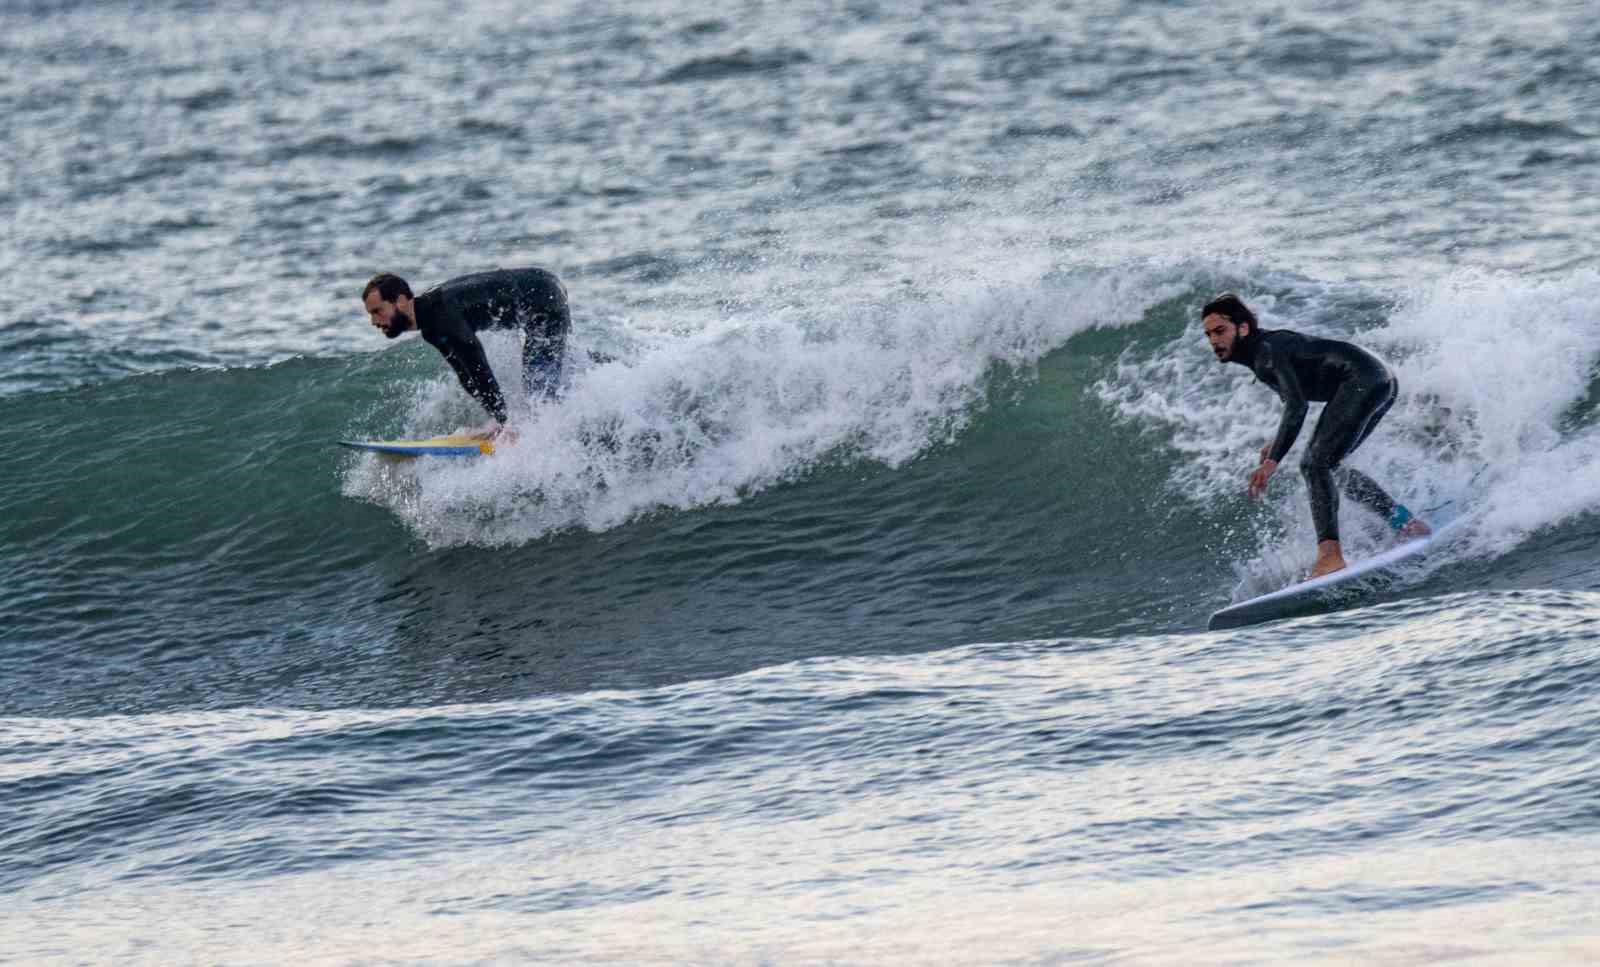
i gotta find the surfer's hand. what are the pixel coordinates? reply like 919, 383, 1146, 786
1259, 443, 1273, 463
465, 419, 503, 441
477, 421, 520, 446
1248, 459, 1278, 498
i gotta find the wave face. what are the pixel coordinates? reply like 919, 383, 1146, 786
6, 0, 1600, 961
8, 264, 1600, 717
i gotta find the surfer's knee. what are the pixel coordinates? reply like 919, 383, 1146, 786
1299, 452, 1335, 481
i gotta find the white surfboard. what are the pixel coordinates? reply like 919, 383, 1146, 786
1208, 516, 1465, 631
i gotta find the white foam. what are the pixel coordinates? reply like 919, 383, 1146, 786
1098, 266, 1600, 593
343, 265, 1180, 547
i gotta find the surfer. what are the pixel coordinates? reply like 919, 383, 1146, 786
1202, 293, 1430, 577
361, 267, 570, 437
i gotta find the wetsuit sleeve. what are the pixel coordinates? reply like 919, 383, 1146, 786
1262, 344, 1308, 464
434, 331, 508, 424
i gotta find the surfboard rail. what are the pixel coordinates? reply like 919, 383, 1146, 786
337, 435, 495, 457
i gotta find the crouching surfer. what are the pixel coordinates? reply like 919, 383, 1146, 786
360, 267, 570, 440
1201, 293, 1430, 577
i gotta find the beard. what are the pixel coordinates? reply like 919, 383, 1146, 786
383, 307, 414, 339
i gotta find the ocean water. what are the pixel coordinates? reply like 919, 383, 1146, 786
5, 0, 1600, 962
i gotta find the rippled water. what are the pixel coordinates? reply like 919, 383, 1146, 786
5, 0, 1600, 962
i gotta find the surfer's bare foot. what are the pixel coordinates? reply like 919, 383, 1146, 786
1398, 518, 1431, 540
1309, 539, 1346, 578
1309, 557, 1346, 578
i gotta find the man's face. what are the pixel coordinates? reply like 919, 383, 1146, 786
1203, 312, 1244, 362
364, 289, 414, 339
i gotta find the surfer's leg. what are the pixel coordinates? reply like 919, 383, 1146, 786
1333, 466, 1396, 519
518, 276, 571, 400
1332, 464, 1427, 538
1331, 379, 1426, 534
1306, 377, 1428, 541
1345, 377, 1395, 453
1299, 438, 1345, 544
1302, 376, 1398, 543
1300, 377, 1391, 576
1297, 449, 1346, 575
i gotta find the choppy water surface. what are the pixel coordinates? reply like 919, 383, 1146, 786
5, 0, 1600, 962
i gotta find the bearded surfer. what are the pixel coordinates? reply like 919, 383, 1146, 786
1201, 293, 1431, 577
361, 267, 570, 439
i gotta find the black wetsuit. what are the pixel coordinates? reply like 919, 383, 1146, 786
413, 267, 570, 423
1229, 329, 1400, 542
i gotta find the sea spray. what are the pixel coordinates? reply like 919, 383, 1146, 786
343, 266, 1181, 547
1097, 266, 1600, 598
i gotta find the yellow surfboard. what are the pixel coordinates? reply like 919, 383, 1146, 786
337, 435, 495, 457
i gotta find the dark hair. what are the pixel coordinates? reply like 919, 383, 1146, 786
1201, 293, 1258, 334
362, 273, 413, 302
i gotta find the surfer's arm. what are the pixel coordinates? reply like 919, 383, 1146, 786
435, 333, 509, 424
1261, 346, 1308, 464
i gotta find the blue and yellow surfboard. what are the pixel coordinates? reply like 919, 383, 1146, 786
337, 435, 495, 457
